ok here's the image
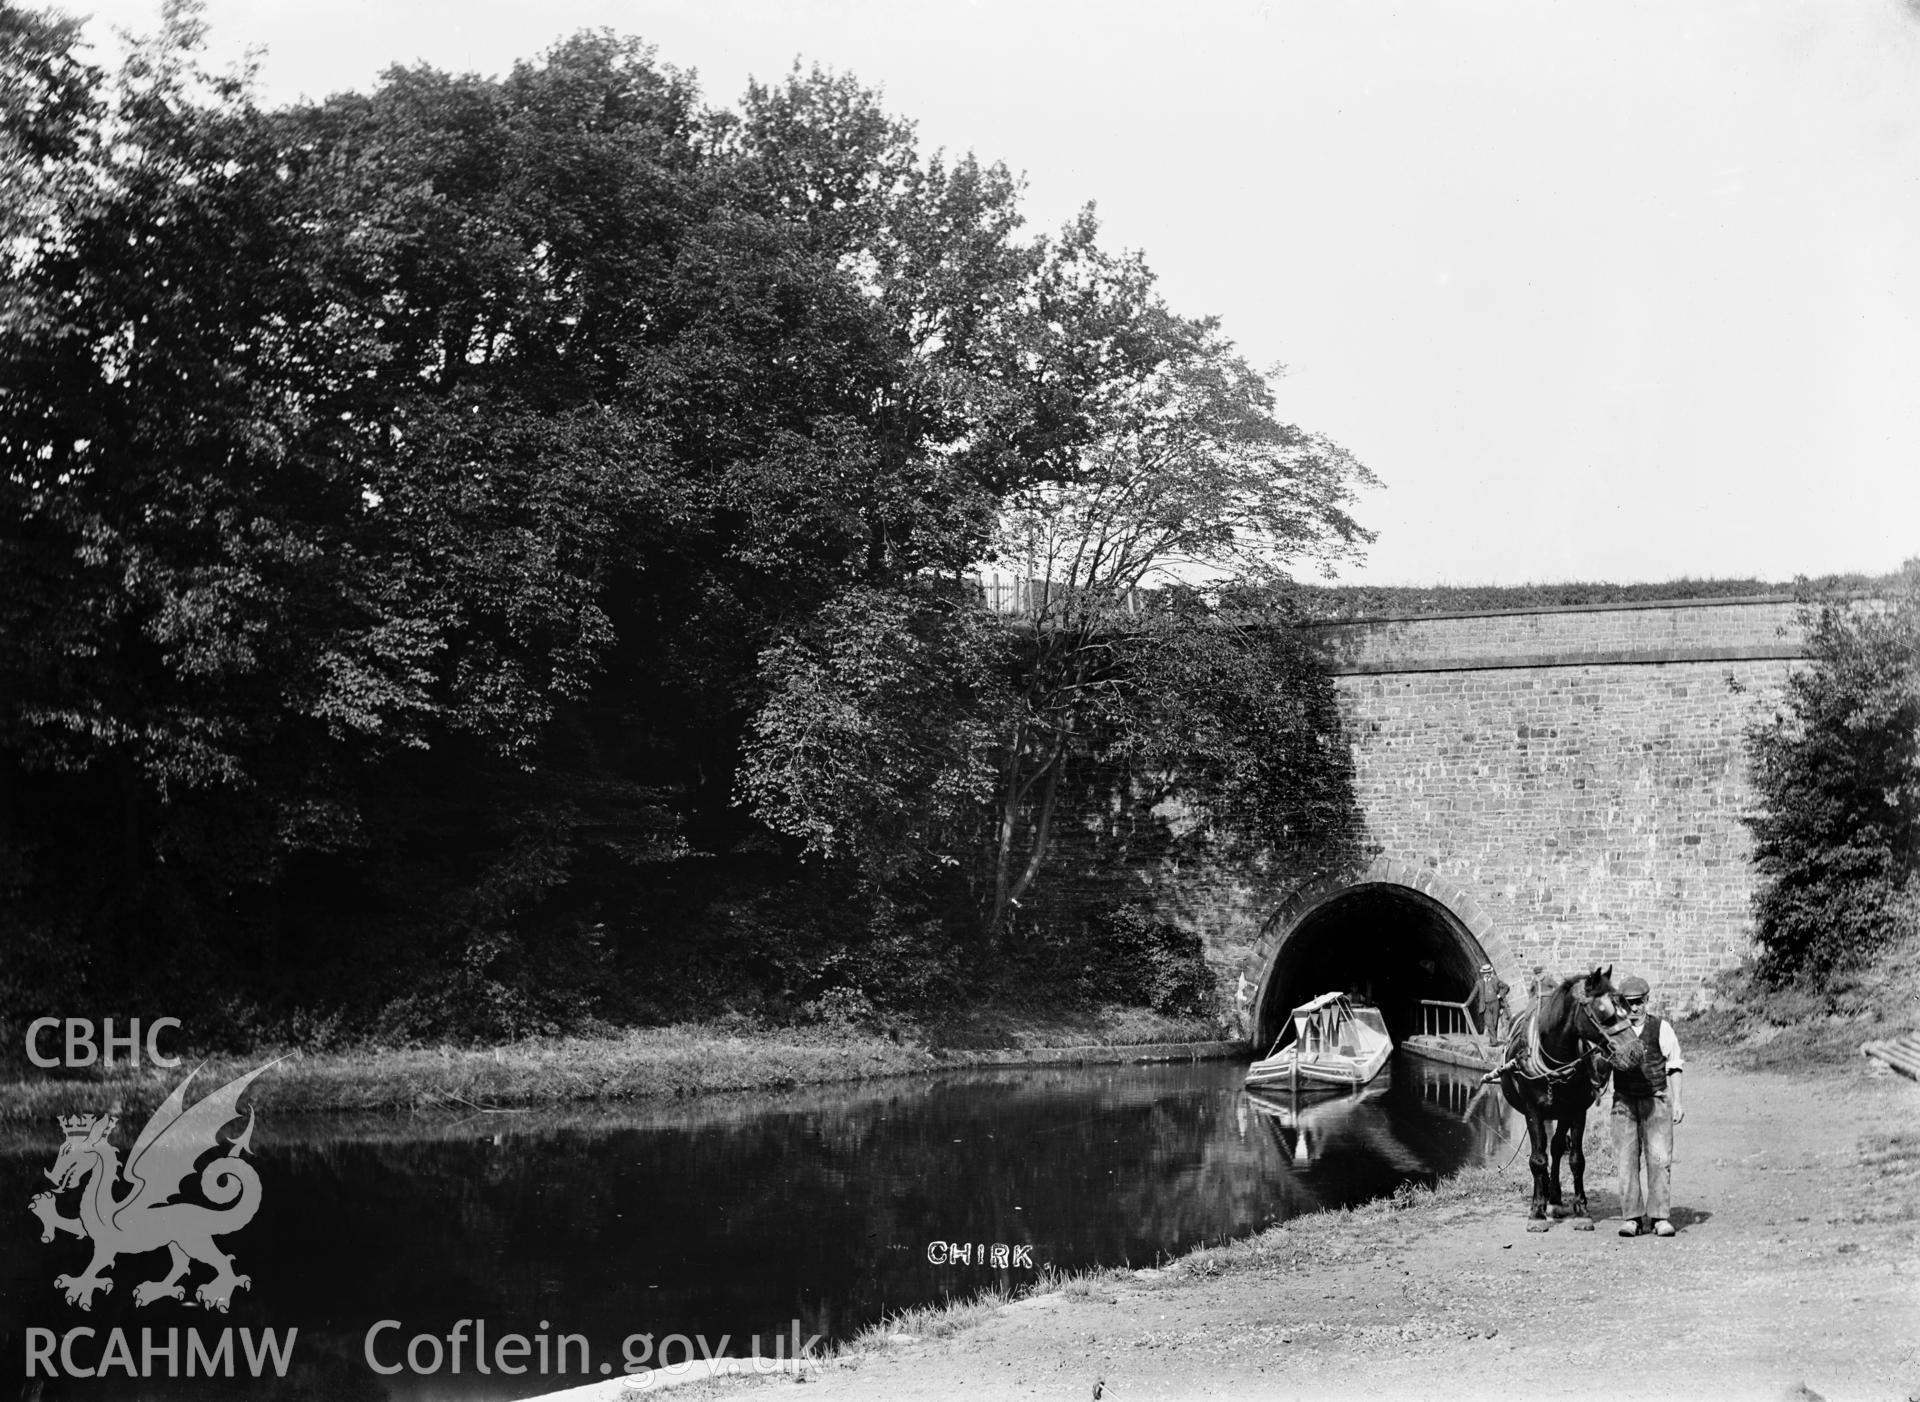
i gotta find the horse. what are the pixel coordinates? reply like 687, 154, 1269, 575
1494, 965, 1645, 1231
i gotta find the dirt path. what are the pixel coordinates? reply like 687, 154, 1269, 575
797, 1054, 1920, 1402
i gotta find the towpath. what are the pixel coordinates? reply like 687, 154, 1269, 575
799, 1055, 1919, 1401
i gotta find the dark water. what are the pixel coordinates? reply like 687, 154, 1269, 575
2, 1055, 1511, 1401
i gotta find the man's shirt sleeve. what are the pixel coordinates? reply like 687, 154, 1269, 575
1659, 1019, 1684, 1072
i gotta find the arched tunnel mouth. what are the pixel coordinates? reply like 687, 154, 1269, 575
1254, 883, 1491, 1052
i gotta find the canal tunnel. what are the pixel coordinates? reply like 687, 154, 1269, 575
1253, 882, 1490, 1053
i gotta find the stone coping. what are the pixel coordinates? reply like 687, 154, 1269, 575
1297, 593, 1806, 627
1329, 642, 1806, 676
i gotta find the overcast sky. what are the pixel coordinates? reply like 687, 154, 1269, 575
69, 0, 1920, 586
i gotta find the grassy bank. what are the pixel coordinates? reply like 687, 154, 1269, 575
0, 1005, 1227, 1122
837, 1161, 1521, 1370
1681, 931, 1920, 1073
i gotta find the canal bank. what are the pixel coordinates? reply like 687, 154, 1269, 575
0, 1010, 1236, 1121
534, 1054, 1919, 1402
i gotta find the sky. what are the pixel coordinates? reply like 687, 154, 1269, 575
66, 0, 1920, 587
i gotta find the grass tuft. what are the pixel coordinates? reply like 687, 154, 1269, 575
845, 1288, 1015, 1352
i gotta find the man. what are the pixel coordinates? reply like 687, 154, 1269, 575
1611, 974, 1686, 1237
1473, 962, 1510, 1054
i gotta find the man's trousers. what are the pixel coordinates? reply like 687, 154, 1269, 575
1610, 1091, 1674, 1222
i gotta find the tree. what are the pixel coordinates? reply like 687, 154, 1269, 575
2, 1, 101, 310
740, 581, 1009, 897
0, 10, 702, 1005
743, 212, 1376, 942
1, 7, 1372, 1029
0, 2, 423, 972
2, 11, 1099, 1024
971, 264, 1374, 940
1116, 589, 1361, 875
1743, 562, 1920, 984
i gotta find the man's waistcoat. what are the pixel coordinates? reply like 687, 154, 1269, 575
1612, 1016, 1668, 1097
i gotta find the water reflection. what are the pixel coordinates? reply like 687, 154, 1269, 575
1242, 1061, 1512, 1180
1, 1055, 1510, 1401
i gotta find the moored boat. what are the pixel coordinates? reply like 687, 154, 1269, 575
1245, 991, 1393, 1091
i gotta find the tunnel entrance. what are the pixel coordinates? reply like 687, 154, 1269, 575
1252, 882, 1490, 1053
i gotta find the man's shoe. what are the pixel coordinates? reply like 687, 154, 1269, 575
1653, 1219, 1675, 1237
1618, 1220, 1639, 1237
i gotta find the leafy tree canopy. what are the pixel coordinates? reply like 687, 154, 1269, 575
1, 0, 1374, 1033
742, 242, 1376, 941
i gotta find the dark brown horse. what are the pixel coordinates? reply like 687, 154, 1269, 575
1495, 966, 1644, 1231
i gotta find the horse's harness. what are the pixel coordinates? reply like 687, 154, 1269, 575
1496, 990, 1629, 1085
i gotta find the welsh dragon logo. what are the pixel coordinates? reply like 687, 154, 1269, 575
29, 1062, 278, 1312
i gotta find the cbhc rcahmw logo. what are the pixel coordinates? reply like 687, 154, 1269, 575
29, 1060, 281, 1315
26, 1016, 182, 1068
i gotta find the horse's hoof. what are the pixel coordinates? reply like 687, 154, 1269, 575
1572, 1218, 1595, 1232
1526, 1220, 1551, 1232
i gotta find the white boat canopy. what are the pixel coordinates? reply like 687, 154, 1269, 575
1289, 991, 1350, 1020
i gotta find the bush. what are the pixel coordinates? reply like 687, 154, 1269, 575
1073, 904, 1218, 1017
609, 871, 976, 1030
799, 985, 881, 1031
818, 907, 974, 1014
1749, 872, 1917, 984
1743, 563, 1920, 985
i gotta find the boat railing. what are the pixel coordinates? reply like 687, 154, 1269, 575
1419, 998, 1482, 1039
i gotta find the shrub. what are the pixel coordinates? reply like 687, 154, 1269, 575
799, 985, 881, 1031
1743, 563, 1920, 985
820, 906, 974, 1014
1074, 903, 1219, 1016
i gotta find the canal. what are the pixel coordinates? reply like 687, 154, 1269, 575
2, 1054, 1511, 1399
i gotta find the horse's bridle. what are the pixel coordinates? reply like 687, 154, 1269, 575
1504, 986, 1636, 1083
1572, 989, 1641, 1063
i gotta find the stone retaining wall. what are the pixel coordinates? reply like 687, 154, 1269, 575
1301, 596, 1807, 1007
1031, 596, 1811, 1014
